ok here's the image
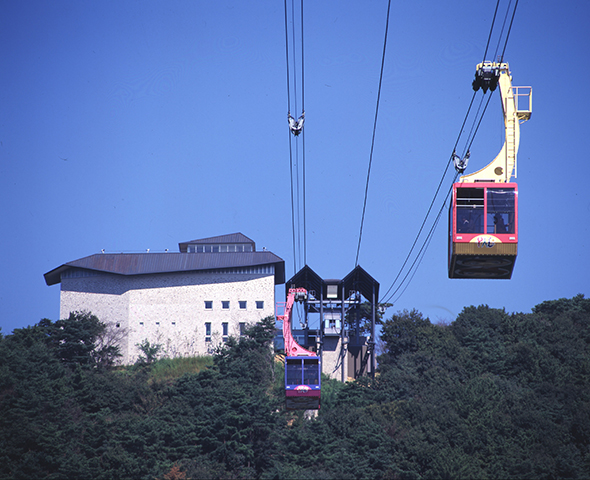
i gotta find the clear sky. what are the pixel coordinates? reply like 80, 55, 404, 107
1, 0, 589, 335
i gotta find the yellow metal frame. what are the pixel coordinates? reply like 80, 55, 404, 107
461, 62, 532, 183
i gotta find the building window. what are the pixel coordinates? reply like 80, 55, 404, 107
205, 322, 211, 342
327, 284, 339, 299
239, 301, 247, 309
256, 301, 264, 309
239, 322, 246, 336
139, 322, 144, 326
205, 301, 212, 309
172, 322, 176, 325
156, 322, 160, 325
222, 322, 229, 342
192, 243, 254, 253
116, 323, 120, 328
222, 301, 230, 309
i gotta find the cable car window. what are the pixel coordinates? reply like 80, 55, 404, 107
286, 359, 303, 385
456, 188, 484, 233
303, 359, 319, 385
487, 188, 515, 234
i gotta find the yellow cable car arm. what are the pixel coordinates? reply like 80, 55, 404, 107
461, 62, 532, 184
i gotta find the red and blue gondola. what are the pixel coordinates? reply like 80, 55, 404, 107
278, 288, 321, 410
285, 356, 321, 410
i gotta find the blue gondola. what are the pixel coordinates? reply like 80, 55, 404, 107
285, 356, 321, 410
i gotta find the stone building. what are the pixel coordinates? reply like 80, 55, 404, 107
44, 233, 285, 364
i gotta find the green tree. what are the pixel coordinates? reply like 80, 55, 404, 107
344, 301, 391, 335
43, 311, 121, 368
135, 339, 162, 366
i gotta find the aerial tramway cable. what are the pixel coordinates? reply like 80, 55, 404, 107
380, 0, 519, 304
499, 0, 519, 62
284, 0, 307, 274
300, 0, 307, 267
482, 0, 501, 63
383, 174, 459, 305
355, 0, 392, 268
379, 87, 480, 304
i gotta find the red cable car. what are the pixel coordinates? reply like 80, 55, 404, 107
449, 62, 531, 279
449, 182, 518, 279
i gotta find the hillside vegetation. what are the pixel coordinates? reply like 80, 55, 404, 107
0, 295, 589, 479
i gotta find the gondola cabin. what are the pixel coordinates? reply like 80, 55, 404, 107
449, 62, 531, 279
449, 182, 518, 279
285, 356, 321, 410
278, 288, 322, 410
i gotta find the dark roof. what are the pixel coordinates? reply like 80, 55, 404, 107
286, 264, 379, 301
178, 233, 255, 252
45, 251, 285, 286
342, 265, 380, 302
285, 265, 323, 298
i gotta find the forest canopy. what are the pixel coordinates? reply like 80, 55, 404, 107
0, 295, 589, 479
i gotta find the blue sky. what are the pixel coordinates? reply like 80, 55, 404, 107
1, 0, 589, 335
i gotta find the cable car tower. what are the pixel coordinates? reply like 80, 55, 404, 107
449, 62, 532, 279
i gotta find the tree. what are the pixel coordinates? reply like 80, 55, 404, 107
93, 321, 125, 368
135, 340, 162, 366
40, 311, 121, 368
344, 301, 391, 335
379, 309, 435, 359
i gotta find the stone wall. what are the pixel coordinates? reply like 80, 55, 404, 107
60, 270, 275, 364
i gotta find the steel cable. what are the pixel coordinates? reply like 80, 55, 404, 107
380, 1, 518, 304
355, 0, 392, 267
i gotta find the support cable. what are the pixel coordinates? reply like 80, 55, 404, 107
492, 0, 512, 61
466, 91, 495, 153
379, 92, 476, 303
284, 0, 297, 273
300, 0, 307, 266
289, 132, 297, 273
482, 0, 501, 62
295, 137, 302, 269
302, 132, 307, 266
463, 94, 488, 153
380, 0, 517, 304
284, 0, 306, 273
355, 0, 392, 267
499, 0, 519, 62
290, 0, 302, 271
290, 0, 299, 118
283, 0, 291, 115
383, 174, 458, 305
381, 90, 493, 303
